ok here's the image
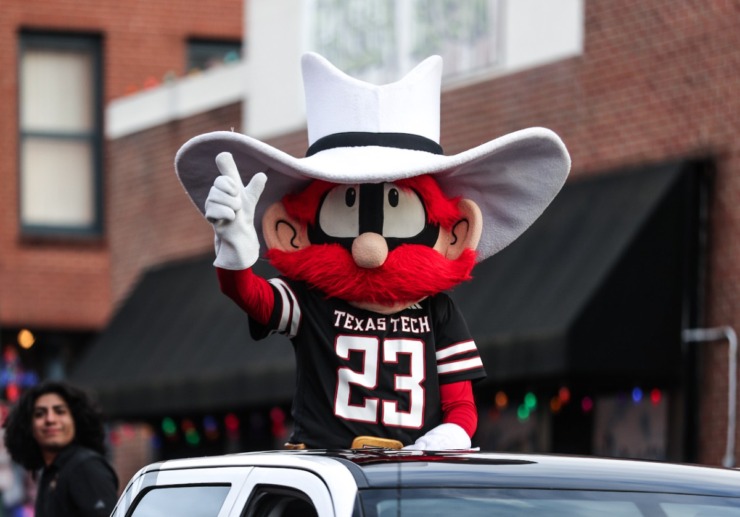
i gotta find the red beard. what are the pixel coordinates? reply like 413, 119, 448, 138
267, 244, 477, 306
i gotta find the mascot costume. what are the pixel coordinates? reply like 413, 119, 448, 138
175, 52, 570, 450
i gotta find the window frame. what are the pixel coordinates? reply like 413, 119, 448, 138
238, 468, 336, 517
242, 485, 319, 517
305, 0, 502, 83
128, 483, 232, 517
117, 466, 254, 517
18, 31, 104, 238
186, 37, 242, 72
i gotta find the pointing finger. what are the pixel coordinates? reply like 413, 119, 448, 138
215, 152, 245, 189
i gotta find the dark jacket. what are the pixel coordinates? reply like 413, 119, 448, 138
35, 444, 118, 517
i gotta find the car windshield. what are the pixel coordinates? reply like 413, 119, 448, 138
359, 488, 740, 517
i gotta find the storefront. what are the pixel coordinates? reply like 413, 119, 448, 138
71, 158, 708, 460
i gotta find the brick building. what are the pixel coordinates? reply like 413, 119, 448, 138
0, 0, 242, 492
2, 0, 739, 481
0, 0, 242, 373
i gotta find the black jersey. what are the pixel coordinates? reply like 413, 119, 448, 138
249, 277, 486, 448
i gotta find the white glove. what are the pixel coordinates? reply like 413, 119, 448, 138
204, 152, 267, 270
403, 423, 471, 451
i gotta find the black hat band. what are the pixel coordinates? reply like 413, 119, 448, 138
305, 132, 444, 157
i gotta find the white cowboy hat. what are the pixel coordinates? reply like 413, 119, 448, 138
175, 52, 570, 261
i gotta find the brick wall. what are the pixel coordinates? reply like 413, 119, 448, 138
440, 1, 740, 466
108, 104, 244, 305
109, 423, 156, 496
108, 105, 310, 306
0, 0, 242, 328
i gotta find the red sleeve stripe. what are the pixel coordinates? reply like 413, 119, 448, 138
437, 357, 483, 375
436, 340, 477, 361
269, 278, 301, 337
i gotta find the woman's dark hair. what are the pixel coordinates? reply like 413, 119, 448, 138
3, 381, 107, 470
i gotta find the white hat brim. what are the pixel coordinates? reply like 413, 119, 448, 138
175, 126, 570, 260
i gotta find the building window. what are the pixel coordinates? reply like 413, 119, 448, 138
306, 0, 500, 83
19, 32, 103, 237
187, 38, 242, 72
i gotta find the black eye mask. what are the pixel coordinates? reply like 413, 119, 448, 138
307, 183, 440, 252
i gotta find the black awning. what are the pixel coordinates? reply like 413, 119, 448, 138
71, 258, 294, 418
449, 159, 703, 388
71, 159, 704, 418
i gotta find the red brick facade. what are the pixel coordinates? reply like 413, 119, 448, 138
512, 1, 740, 467
0, 0, 242, 328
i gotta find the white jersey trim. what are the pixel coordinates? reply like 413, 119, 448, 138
436, 340, 477, 361
269, 278, 301, 337
437, 357, 484, 375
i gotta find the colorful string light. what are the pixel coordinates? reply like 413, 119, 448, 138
161, 417, 177, 437
151, 385, 668, 450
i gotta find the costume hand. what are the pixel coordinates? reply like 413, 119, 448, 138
205, 152, 267, 270
402, 423, 471, 451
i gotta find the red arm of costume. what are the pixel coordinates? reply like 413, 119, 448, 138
216, 268, 274, 325
440, 380, 477, 438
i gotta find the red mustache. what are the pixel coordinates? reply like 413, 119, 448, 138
267, 244, 476, 306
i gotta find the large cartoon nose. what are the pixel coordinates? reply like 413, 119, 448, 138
352, 232, 388, 269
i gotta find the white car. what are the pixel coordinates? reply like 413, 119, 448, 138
112, 449, 740, 517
